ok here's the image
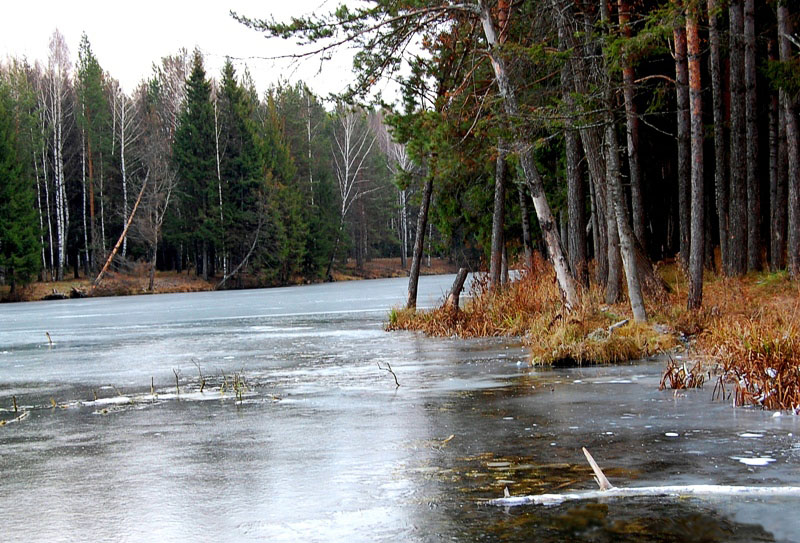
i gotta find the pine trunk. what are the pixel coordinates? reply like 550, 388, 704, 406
618, 0, 645, 249
489, 143, 507, 290
778, 5, 800, 277
406, 176, 434, 309
687, 4, 704, 309
674, 17, 691, 268
728, 0, 748, 275
518, 185, 533, 268
708, 0, 729, 272
744, 0, 760, 270
559, 14, 589, 288
768, 37, 786, 271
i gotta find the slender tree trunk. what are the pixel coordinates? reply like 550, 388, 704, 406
558, 13, 589, 288
674, 13, 691, 267
490, 142, 507, 290
744, 0, 760, 270
120, 104, 129, 258
687, 2, 704, 309
478, 0, 579, 309
32, 137, 48, 280
41, 139, 54, 281
619, 0, 645, 249
778, 5, 800, 277
148, 238, 158, 292
81, 127, 89, 276
589, 177, 602, 280
518, 184, 533, 268
604, 159, 623, 304
407, 176, 434, 309
400, 189, 408, 268
708, 0, 729, 273
99, 155, 106, 255
728, 0, 748, 275
213, 96, 226, 276
768, 37, 785, 271
306, 88, 315, 206
600, 0, 646, 321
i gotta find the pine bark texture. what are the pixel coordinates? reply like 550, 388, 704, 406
744, 0, 760, 270
728, 0, 748, 275
687, 4, 704, 309
778, 5, 800, 277
674, 17, 691, 268
618, 0, 645, 249
489, 143, 506, 290
708, 0, 729, 272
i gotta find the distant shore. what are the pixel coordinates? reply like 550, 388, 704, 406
0, 257, 460, 303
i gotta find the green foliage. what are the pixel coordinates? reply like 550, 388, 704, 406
171, 50, 221, 272
0, 85, 40, 290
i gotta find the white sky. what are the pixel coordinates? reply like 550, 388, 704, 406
0, 0, 375, 100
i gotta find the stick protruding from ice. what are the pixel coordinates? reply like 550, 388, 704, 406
583, 447, 613, 490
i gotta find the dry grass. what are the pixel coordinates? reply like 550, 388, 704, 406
695, 272, 800, 411
388, 254, 679, 366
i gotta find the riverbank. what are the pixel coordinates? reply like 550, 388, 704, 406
388, 256, 800, 411
0, 257, 459, 303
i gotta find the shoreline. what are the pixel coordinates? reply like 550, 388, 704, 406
0, 257, 459, 303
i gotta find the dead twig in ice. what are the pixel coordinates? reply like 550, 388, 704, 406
377, 361, 400, 388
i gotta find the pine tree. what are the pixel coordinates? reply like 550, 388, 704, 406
0, 85, 40, 292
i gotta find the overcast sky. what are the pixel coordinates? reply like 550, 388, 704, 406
0, 0, 372, 100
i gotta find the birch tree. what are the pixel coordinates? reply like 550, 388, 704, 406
45, 30, 71, 281
327, 105, 378, 279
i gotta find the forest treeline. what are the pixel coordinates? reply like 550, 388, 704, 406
1, 1, 800, 315
0, 34, 423, 294
237, 0, 800, 314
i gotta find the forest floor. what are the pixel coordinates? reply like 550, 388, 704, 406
0, 257, 459, 303
388, 255, 800, 411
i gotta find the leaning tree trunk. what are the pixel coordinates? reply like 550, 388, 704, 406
406, 176, 434, 309
478, 0, 579, 309
489, 142, 507, 291
618, 0, 645, 249
778, 5, 800, 278
674, 11, 691, 268
744, 0, 760, 271
687, 1, 704, 309
728, 0, 748, 275
708, 0, 729, 273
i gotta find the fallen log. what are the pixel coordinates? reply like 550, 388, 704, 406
488, 447, 800, 507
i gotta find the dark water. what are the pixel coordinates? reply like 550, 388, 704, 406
1, 275, 799, 542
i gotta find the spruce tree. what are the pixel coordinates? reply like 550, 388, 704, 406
0, 86, 40, 292
173, 50, 219, 280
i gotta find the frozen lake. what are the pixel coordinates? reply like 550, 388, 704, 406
1, 275, 799, 542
